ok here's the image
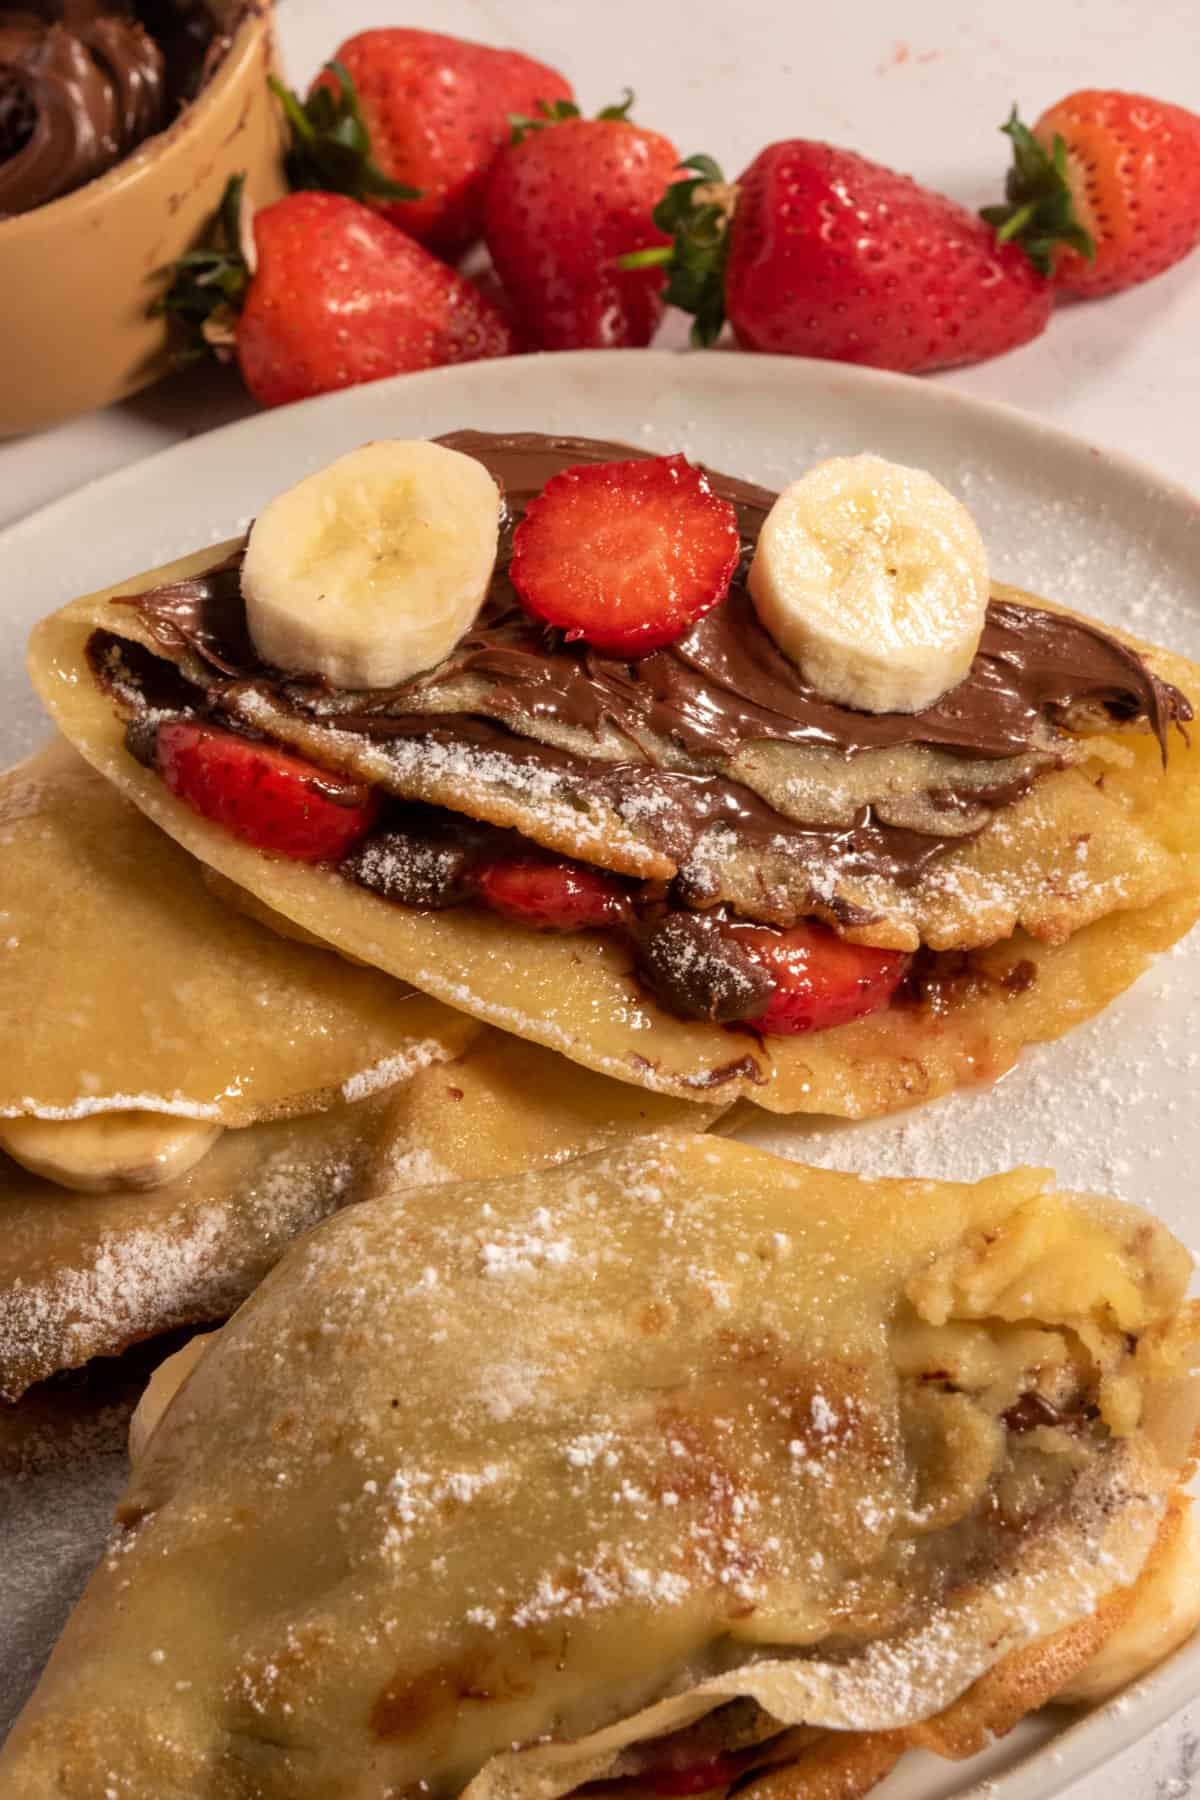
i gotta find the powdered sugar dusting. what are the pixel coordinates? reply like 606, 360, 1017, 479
1, 1094, 223, 1122
340, 1040, 449, 1104
737, 935, 1200, 1247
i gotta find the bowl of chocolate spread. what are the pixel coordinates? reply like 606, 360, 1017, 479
0, 1, 286, 435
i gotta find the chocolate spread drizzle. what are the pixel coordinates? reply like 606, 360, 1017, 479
112, 430, 1189, 908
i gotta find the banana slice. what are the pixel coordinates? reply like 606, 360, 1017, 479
242, 439, 501, 689
748, 453, 989, 714
129, 1331, 215, 1463
0, 1112, 223, 1194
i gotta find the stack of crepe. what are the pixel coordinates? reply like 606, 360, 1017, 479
4, 433, 1200, 1793
27, 432, 1200, 1113
0, 743, 713, 1404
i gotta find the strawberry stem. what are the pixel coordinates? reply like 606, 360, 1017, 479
980, 105, 1096, 277
618, 153, 733, 347
509, 90, 635, 145
153, 172, 251, 365
620, 245, 674, 269
269, 61, 421, 203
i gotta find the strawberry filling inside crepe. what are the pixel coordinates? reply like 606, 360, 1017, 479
78, 431, 1189, 1042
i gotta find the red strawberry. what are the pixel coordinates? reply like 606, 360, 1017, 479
509, 455, 740, 656
648, 1760, 745, 1797
474, 856, 631, 932
155, 721, 380, 864
483, 95, 679, 349
729, 920, 910, 1036
981, 92, 1200, 297
640, 146, 1052, 373
474, 856, 633, 936
276, 36, 572, 256
163, 185, 513, 409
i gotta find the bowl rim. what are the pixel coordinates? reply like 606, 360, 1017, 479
0, 0, 274, 239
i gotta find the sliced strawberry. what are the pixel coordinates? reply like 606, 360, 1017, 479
509, 455, 741, 657
730, 920, 910, 1036
474, 855, 631, 931
155, 721, 380, 864
647, 1757, 745, 1796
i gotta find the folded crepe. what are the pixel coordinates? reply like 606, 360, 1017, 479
2, 1133, 1197, 1797
0, 740, 476, 1399
27, 432, 1200, 1114
0, 750, 714, 1398
0, 738, 472, 1125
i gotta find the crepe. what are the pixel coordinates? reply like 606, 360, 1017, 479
0, 1093, 398, 1401
28, 560, 1200, 1112
373, 1027, 728, 1186
1, 741, 723, 1397
0, 1024, 716, 1402
2, 1133, 1197, 1796
0, 738, 473, 1124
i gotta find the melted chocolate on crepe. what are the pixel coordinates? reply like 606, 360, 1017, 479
112, 433, 1188, 923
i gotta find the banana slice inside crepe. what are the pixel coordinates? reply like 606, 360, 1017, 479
0, 1112, 222, 1193
749, 453, 989, 713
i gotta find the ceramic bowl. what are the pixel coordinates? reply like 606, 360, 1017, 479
0, 1, 288, 437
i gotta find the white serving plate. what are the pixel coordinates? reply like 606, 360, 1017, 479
2, 349, 1198, 1795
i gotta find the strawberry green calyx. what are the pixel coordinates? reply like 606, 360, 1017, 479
155, 173, 251, 364
980, 106, 1095, 277
508, 89, 635, 145
270, 61, 420, 203
620, 154, 734, 347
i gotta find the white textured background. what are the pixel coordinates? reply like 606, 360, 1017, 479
2, 0, 1200, 526
2, 2, 1199, 1793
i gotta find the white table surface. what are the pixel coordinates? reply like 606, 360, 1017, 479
2, 2, 1198, 1794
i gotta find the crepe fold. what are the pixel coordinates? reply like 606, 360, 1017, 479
0, 738, 473, 1124
27, 563, 1200, 1113
0, 743, 722, 1399
2, 1134, 1196, 1797
0, 1024, 718, 1402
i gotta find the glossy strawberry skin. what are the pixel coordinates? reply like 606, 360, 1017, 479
509, 455, 741, 656
730, 919, 910, 1036
312, 31, 572, 256
484, 117, 679, 349
1034, 90, 1200, 297
474, 856, 631, 932
725, 141, 1053, 373
647, 1760, 745, 1797
156, 721, 381, 864
234, 193, 512, 409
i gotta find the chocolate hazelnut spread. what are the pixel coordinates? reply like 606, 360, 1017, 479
114, 430, 1188, 883
431, 432, 1184, 765
0, 1, 224, 214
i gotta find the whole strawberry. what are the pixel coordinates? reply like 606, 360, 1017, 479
162, 183, 513, 409
483, 95, 678, 350
642, 143, 1052, 373
982, 91, 1200, 298
274, 33, 572, 257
